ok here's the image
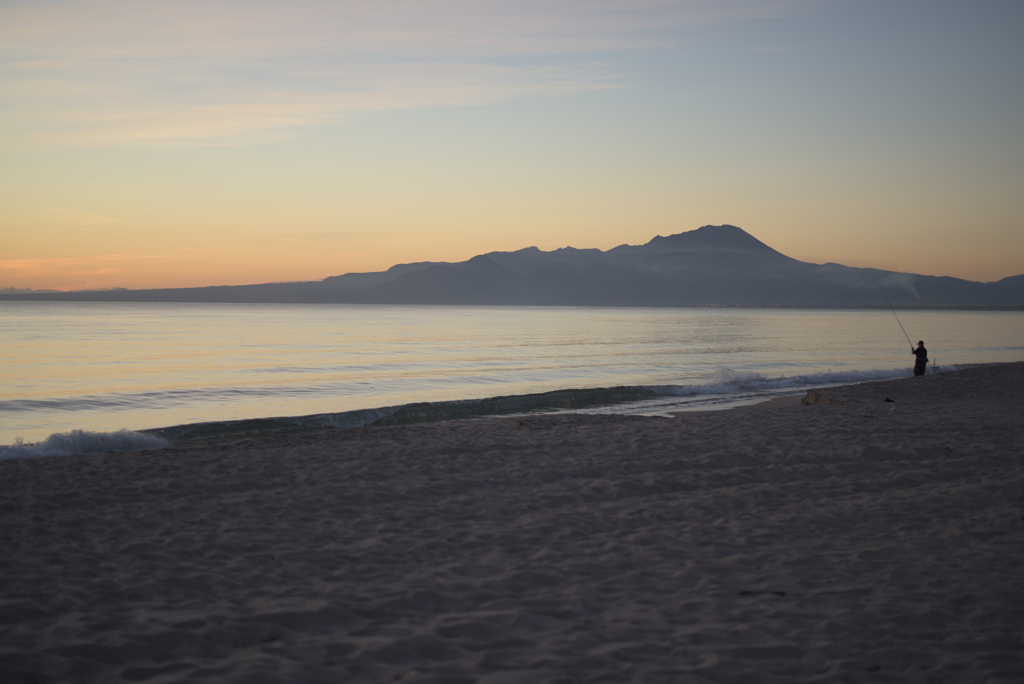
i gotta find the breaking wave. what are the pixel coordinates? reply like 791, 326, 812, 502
2, 364, 959, 457
652, 366, 918, 396
0, 429, 171, 460
141, 385, 663, 443
138, 365, 934, 445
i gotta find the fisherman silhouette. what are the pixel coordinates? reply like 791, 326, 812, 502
912, 341, 928, 376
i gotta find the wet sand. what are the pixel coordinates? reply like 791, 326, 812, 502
2, 363, 1022, 683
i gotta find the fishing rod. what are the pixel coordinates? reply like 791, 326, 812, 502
875, 278, 914, 350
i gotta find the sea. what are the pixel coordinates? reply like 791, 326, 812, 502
2, 302, 1022, 458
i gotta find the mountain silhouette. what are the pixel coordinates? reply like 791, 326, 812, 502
4, 225, 1022, 307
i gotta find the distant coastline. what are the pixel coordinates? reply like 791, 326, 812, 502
4, 226, 1023, 308
2, 297, 1022, 311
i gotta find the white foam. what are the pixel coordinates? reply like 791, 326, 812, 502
0, 429, 170, 460
653, 367, 918, 397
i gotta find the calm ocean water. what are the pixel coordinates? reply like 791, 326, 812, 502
2, 302, 1022, 453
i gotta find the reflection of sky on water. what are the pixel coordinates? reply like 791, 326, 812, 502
1, 302, 1021, 443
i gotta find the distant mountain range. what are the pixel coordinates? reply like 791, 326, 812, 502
4, 225, 1023, 308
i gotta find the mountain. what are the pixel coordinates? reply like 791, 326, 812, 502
4, 225, 1022, 307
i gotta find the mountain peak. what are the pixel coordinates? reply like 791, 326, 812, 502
646, 225, 781, 254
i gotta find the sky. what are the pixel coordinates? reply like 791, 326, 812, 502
2, 0, 1022, 290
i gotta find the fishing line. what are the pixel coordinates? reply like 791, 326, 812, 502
875, 278, 914, 349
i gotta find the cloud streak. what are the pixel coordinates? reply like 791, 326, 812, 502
1, 0, 814, 145
0, 254, 170, 273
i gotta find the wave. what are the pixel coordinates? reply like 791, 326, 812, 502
2, 364, 958, 457
142, 366, 934, 444
0, 429, 171, 460
142, 386, 662, 443
651, 366, 919, 396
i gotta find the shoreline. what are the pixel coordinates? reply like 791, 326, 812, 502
1, 370, 918, 453
4, 296, 1023, 310
1, 362, 1022, 682
671, 393, 805, 415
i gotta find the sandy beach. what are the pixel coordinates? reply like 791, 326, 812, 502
2, 363, 1022, 683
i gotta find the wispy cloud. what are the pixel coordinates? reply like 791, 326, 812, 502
3, 60, 619, 145
0, 255, 171, 275
0, 253, 174, 289
1, 0, 814, 145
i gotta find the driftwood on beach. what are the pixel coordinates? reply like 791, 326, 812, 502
1, 363, 1022, 683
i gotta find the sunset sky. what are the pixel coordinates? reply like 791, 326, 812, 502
2, 0, 1022, 290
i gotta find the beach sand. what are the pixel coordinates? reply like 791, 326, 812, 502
1, 363, 1022, 683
